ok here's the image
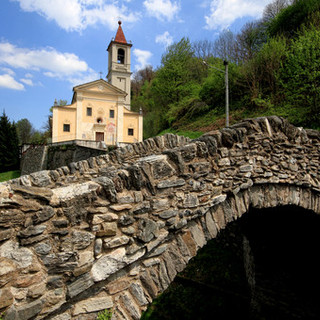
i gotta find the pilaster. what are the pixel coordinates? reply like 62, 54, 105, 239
76, 94, 83, 140
117, 104, 124, 143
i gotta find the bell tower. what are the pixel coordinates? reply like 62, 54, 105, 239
107, 21, 132, 109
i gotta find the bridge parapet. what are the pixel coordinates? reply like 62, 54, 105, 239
0, 116, 319, 319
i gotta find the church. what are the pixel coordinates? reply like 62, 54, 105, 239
52, 21, 143, 146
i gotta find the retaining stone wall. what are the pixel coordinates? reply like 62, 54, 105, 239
20, 145, 48, 176
46, 145, 107, 172
21, 144, 115, 176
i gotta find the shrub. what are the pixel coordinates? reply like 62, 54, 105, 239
97, 309, 112, 320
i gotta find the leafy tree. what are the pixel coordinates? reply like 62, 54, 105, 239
131, 79, 162, 138
240, 36, 287, 102
131, 65, 155, 104
154, 37, 198, 106
268, 0, 320, 38
279, 26, 320, 127
139, 37, 207, 136
0, 112, 19, 173
200, 58, 242, 111
16, 118, 35, 144
29, 130, 45, 144
256, 37, 287, 97
200, 59, 227, 110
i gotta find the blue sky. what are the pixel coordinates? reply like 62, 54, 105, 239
0, 0, 273, 130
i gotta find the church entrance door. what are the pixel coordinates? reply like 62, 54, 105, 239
96, 132, 104, 142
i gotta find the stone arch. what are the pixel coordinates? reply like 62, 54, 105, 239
142, 198, 320, 320
84, 184, 319, 320
0, 116, 319, 319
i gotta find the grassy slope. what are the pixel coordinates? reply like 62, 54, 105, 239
159, 103, 320, 140
0, 170, 20, 182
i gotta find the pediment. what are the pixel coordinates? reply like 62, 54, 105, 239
73, 79, 126, 97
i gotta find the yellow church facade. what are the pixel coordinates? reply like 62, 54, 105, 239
52, 22, 143, 146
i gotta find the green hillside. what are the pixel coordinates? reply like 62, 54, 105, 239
131, 0, 320, 139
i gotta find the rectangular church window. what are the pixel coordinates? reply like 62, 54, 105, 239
110, 110, 115, 118
128, 128, 134, 136
87, 107, 92, 116
63, 124, 70, 132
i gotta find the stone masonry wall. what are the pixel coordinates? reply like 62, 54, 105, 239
20, 145, 48, 176
21, 144, 112, 176
46, 145, 107, 172
0, 116, 319, 320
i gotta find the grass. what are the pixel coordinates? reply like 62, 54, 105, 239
0, 170, 20, 182
159, 128, 204, 140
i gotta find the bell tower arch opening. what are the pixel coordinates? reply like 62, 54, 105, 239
117, 48, 125, 64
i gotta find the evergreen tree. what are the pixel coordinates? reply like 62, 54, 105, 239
0, 112, 20, 173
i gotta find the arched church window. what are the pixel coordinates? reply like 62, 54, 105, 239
117, 48, 125, 64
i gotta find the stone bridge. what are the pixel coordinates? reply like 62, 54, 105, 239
0, 116, 319, 320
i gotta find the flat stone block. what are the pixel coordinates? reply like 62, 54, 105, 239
73, 296, 113, 315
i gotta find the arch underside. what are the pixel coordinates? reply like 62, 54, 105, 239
0, 116, 319, 320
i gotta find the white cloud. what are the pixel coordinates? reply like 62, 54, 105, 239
20, 78, 34, 86
0, 74, 25, 90
0, 42, 88, 75
0, 41, 97, 86
155, 31, 173, 48
205, 0, 272, 30
0, 67, 16, 76
11, 0, 140, 32
143, 0, 180, 21
133, 49, 152, 71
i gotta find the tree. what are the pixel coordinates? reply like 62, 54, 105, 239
279, 26, 320, 128
192, 39, 215, 60
213, 30, 238, 63
55, 99, 68, 106
263, 0, 292, 23
267, 0, 320, 38
0, 112, 19, 172
154, 37, 205, 106
236, 21, 267, 63
200, 58, 242, 112
131, 65, 155, 100
41, 114, 52, 144
16, 118, 35, 144
240, 36, 287, 101
256, 37, 287, 98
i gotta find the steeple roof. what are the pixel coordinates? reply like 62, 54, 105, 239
114, 21, 127, 44
107, 21, 132, 51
